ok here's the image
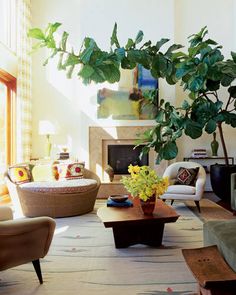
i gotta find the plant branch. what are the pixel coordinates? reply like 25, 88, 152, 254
225, 95, 234, 111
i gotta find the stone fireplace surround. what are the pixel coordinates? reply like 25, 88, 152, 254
89, 126, 167, 198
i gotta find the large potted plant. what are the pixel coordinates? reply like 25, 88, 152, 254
28, 24, 236, 202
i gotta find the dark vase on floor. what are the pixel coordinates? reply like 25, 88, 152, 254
210, 164, 236, 203
140, 195, 156, 215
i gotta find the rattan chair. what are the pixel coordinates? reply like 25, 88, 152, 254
5, 168, 101, 218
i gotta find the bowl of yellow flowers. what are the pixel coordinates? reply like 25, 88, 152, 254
121, 164, 169, 215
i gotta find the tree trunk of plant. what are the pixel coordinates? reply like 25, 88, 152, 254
217, 122, 229, 166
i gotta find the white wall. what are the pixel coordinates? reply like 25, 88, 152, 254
31, 0, 175, 164
174, 0, 236, 161
31, 0, 236, 164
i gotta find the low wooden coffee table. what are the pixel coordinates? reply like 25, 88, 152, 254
97, 198, 180, 248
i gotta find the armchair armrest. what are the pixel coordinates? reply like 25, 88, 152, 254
0, 217, 56, 271
0, 206, 13, 221
195, 173, 206, 200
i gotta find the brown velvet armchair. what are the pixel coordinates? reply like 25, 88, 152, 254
0, 206, 56, 284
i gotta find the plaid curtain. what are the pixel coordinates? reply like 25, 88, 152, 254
16, 0, 32, 163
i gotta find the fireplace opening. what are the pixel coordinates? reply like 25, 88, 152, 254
107, 144, 149, 175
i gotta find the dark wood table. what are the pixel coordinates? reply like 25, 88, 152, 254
97, 198, 180, 248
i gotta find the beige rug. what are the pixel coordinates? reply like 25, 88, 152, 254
0, 199, 225, 295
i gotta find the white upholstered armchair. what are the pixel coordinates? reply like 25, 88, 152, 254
160, 161, 206, 212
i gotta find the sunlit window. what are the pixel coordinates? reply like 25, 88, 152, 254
0, 71, 16, 183
0, 0, 16, 51
0, 82, 7, 168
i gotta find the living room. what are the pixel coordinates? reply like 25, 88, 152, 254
1, 0, 236, 294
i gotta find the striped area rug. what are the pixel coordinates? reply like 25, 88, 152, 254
0, 200, 202, 295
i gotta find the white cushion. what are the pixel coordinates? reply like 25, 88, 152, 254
166, 184, 196, 195
19, 178, 97, 194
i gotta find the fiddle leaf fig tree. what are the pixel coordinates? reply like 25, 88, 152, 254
28, 24, 236, 165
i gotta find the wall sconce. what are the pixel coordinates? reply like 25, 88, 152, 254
38, 120, 55, 158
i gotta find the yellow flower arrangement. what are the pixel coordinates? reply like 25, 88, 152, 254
121, 164, 169, 201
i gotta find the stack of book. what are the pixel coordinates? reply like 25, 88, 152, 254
191, 149, 207, 158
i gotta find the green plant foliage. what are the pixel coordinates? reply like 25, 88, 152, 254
28, 24, 236, 164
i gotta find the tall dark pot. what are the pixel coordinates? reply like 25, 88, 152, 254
210, 164, 236, 202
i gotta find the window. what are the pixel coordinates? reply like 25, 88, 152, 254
0, 70, 16, 181
0, 0, 17, 51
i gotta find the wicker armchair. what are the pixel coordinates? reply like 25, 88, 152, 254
5, 168, 101, 218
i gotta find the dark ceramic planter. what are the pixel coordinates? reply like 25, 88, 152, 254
210, 164, 236, 202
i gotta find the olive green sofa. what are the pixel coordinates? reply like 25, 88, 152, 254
203, 219, 236, 272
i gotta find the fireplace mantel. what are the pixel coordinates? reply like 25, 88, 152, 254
89, 126, 166, 180
89, 126, 168, 198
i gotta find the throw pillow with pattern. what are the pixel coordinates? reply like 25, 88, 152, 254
57, 162, 84, 180
175, 167, 199, 186
8, 165, 32, 184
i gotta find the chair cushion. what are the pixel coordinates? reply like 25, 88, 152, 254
166, 184, 196, 195
175, 167, 199, 186
19, 178, 97, 194
8, 165, 32, 184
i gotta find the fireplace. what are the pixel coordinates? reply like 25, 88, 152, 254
108, 144, 148, 174
89, 126, 168, 198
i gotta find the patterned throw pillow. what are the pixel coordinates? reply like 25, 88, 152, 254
175, 167, 199, 186
57, 162, 84, 180
8, 165, 32, 184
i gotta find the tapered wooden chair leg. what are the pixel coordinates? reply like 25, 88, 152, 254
32, 259, 43, 284
171, 200, 174, 205
194, 201, 201, 213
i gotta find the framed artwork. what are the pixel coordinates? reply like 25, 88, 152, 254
97, 65, 158, 120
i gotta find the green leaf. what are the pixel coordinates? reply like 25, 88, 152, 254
121, 56, 136, 69
125, 38, 134, 50
205, 38, 218, 45
221, 74, 235, 87
185, 119, 203, 139
57, 52, 66, 70
188, 76, 204, 92
155, 38, 170, 51
60, 31, 69, 51
231, 51, 236, 63
135, 30, 144, 44
159, 141, 178, 160
205, 119, 216, 133
182, 100, 190, 110
47, 22, 61, 35
176, 66, 191, 79
228, 86, 236, 98
115, 47, 125, 61
79, 64, 95, 79
28, 28, 45, 40
165, 44, 183, 56
80, 38, 96, 63
197, 63, 208, 75
110, 23, 120, 48
64, 53, 79, 67
66, 65, 75, 79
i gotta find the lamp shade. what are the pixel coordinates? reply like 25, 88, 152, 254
38, 120, 55, 135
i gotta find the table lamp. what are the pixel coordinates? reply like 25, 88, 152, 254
38, 120, 55, 158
